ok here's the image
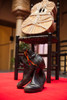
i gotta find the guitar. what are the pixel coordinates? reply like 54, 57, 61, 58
21, 0, 57, 35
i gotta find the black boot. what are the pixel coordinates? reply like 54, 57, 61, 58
17, 49, 45, 89
24, 68, 46, 93
17, 56, 35, 88
17, 65, 35, 88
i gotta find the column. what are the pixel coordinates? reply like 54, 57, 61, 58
12, 0, 30, 37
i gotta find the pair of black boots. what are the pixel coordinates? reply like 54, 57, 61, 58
17, 49, 46, 93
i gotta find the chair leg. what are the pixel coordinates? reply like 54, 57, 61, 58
55, 42, 60, 80
14, 36, 19, 80
47, 33, 52, 83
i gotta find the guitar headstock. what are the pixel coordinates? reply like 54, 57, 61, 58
31, 0, 57, 18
